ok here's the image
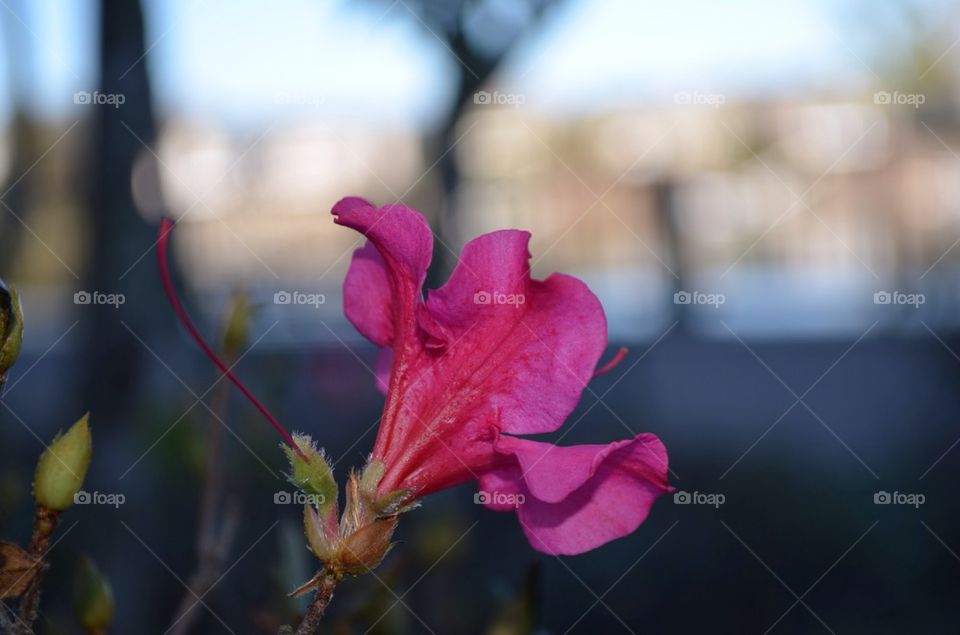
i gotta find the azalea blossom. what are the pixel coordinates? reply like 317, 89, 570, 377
334, 196, 672, 555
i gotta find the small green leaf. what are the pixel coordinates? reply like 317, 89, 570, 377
303, 504, 337, 561
359, 459, 385, 496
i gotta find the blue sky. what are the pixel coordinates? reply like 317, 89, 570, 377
0, 0, 952, 129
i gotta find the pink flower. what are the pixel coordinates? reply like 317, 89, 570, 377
334, 197, 672, 555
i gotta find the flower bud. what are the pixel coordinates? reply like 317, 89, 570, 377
74, 556, 113, 632
0, 280, 24, 389
282, 433, 337, 512
33, 413, 93, 511
220, 289, 252, 358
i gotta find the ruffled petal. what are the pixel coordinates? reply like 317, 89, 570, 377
333, 198, 433, 349
477, 434, 671, 555
424, 230, 532, 334
419, 231, 607, 436
342, 242, 393, 347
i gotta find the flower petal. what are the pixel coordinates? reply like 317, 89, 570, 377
343, 242, 393, 346
477, 434, 671, 555
374, 348, 392, 395
333, 198, 433, 349
420, 230, 607, 436
424, 229, 532, 334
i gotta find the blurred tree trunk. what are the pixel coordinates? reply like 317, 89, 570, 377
417, 0, 566, 287
426, 34, 500, 288
0, 115, 33, 274
78, 0, 165, 421
653, 179, 690, 329
0, 0, 36, 274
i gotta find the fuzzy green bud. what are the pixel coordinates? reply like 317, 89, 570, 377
282, 433, 337, 511
74, 556, 113, 631
34, 413, 92, 511
0, 280, 24, 388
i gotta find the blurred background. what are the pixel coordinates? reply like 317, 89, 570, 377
1, 0, 960, 632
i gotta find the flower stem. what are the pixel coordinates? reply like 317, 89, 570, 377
17, 505, 59, 631
294, 572, 337, 635
156, 217, 307, 460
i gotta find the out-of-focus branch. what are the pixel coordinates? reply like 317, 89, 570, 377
167, 292, 250, 634
166, 365, 239, 635
16, 506, 58, 630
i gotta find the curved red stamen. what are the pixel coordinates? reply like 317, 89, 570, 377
593, 346, 629, 379
157, 217, 306, 460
